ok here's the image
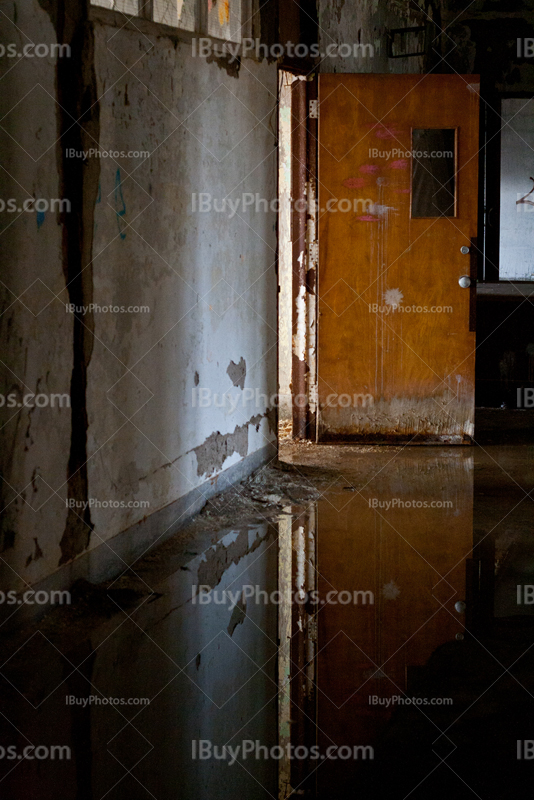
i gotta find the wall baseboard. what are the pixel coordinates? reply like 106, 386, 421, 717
1, 442, 277, 631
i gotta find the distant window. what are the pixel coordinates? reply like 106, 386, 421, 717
90, 0, 244, 43
500, 98, 534, 281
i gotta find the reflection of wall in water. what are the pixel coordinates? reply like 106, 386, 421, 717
0, 523, 279, 800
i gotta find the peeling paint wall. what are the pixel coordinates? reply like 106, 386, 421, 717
0, 1, 278, 591
86, 17, 278, 548
0, 2, 71, 587
318, 0, 430, 74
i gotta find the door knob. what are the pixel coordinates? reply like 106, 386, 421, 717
459, 275, 471, 288
460, 246, 470, 254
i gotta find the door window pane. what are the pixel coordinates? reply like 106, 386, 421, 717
411, 128, 456, 218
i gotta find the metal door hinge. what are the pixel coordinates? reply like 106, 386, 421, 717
308, 620, 318, 642
309, 241, 319, 263
309, 100, 318, 118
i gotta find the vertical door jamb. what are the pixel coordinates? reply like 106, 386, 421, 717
306, 75, 318, 442
291, 78, 308, 439
291, 75, 318, 440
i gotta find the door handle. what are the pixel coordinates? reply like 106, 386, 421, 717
459, 275, 471, 288
460, 246, 470, 254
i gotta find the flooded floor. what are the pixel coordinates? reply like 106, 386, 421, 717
1, 430, 534, 799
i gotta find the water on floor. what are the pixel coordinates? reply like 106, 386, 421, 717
1, 440, 533, 799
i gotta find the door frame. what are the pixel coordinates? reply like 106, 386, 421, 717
278, 69, 319, 441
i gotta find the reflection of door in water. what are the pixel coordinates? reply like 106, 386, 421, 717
316, 450, 473, 796
317, 74, 479, 442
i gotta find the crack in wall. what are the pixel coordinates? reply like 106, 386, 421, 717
38, 0, 101, 565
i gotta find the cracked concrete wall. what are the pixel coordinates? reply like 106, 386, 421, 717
317, 0, 431, 74
86, 18, 278, 549
0, 1, 278, 591
318, 0, 534, 85
0, 2, 71, 588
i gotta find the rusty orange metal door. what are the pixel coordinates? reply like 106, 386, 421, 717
317, 74, 479, 443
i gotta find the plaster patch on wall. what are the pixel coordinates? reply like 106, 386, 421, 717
227, 357, 246, 389
193, 408, 276, 478
205, 52, 240, 78
193, 422, 249, 477
292, 283, 306, 362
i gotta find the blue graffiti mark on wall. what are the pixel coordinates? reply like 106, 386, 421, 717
36, 210, 45, 229
114, 169, 126, 240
